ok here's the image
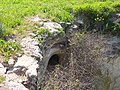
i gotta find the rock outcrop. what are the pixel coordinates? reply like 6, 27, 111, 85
0, 14, 119, 90
0, 16, 67, 90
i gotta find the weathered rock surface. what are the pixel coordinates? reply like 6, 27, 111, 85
8, 59, 15, 68
0, 63, 6, 75
0, 86, 9, 90
93, 36, 120, 90
20, 36, 40, 58
40, 21, 62, 33
6, 81, 28, 90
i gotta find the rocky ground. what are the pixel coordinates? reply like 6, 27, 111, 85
0, 15, 120, 90
0, 16, 62, 90
0, 35, 39, 90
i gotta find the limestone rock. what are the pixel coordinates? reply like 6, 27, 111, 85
25, 60, 38, 77
116, 13, 120, 17
7, 81, 28, 90
0, 63, 6, 75
20, 36, 40, 58
41, 22, 62, 33
0, 86, 9, 90
14, 55, 35, 67
8, 59, 15, 68
5, 73, 27, 83
13, 55, 38, 77
0, 63, 4, 68
16, 53, 23, 57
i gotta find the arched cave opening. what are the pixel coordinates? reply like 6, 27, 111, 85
47, 54, 60, 71
48, 54, 60, 66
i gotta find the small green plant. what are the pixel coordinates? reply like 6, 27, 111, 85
0, 39, 20, 62
38, 28, 51, 36
36, 28, 52, 43
56, 28, 64, 34
0, 23, 6, 38
0, 75, 5, 83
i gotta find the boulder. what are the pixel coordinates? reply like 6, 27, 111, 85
41, 22, 62, 33
13, 55, 38, 77
14, 55, 36, 68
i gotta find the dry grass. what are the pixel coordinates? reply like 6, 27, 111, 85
40, 31, 106, 90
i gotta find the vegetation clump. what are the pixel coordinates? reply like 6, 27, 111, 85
0, 75, 5, 83
0, 39, 20, 62
0, 0, 120, 36
75, 1, 120, 35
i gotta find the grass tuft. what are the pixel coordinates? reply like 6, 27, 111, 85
0, 75, 5, 83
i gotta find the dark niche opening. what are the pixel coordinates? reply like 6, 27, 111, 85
48, 54, 60, 66
47, 54, 60, 71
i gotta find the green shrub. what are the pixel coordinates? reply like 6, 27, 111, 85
36, 28, 52, 43
0, 75, 5, 83
0, 23, 6, 38
75, 2, 120, 35
0, 39, 20, 62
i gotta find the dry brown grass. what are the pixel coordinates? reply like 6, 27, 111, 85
39, 31, 106, 90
